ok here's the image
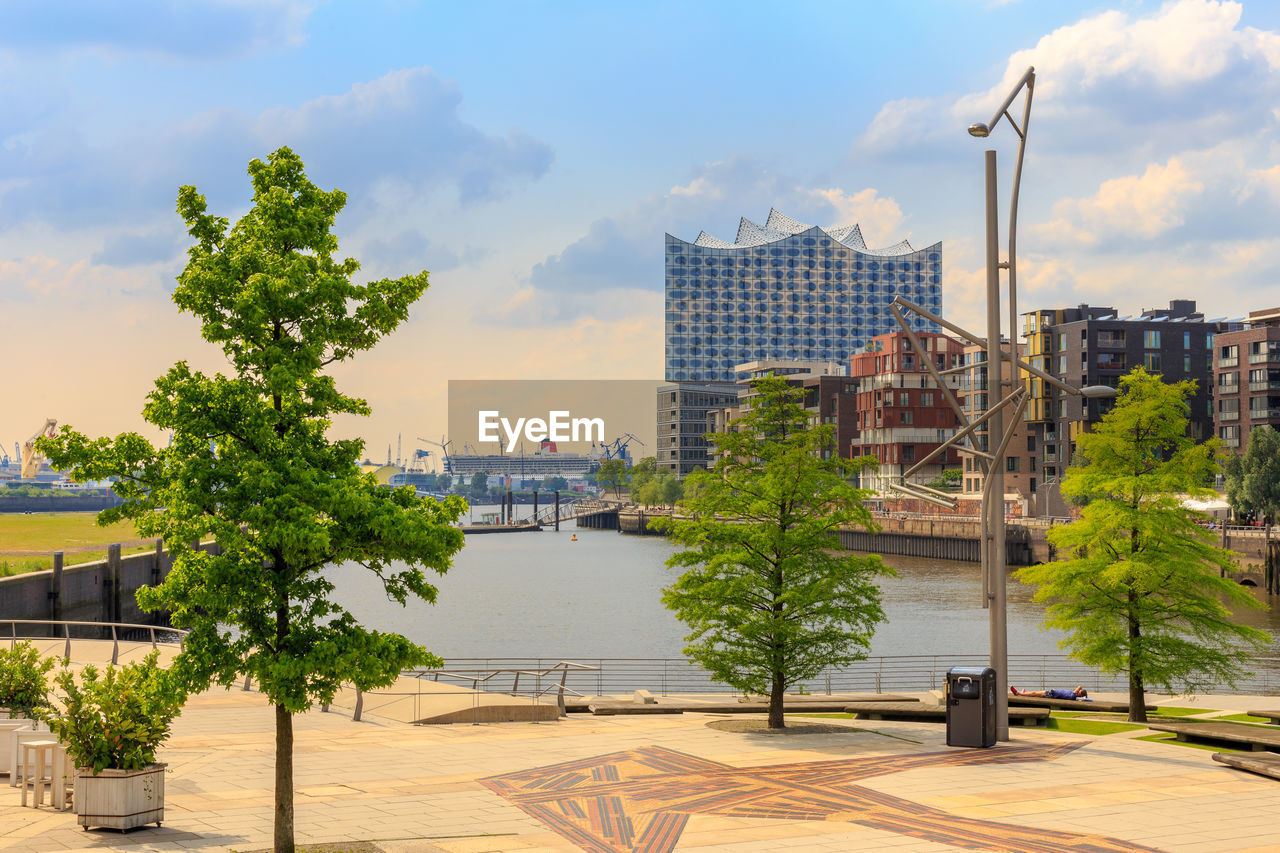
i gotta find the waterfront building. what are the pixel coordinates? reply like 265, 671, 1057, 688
847, 331, 965, 495
1212, 306, 1280, 451
957, 341, 1038, 518
657, 382, 740, 477
664, 208, 942, 383
1021, 300, 1233, 486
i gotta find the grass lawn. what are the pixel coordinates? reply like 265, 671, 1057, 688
1045, 716, 1145, 735
1219, 713, 1275, 724
0, 512, 154, 576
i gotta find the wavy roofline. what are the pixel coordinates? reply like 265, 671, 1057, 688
670, 208, 935, 257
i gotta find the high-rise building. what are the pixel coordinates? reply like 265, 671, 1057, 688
656, 382, 740, 477
1212, 307, 1280, 451
1021, 300, 1233, 485
664, 209, 942, 383
956, 341, 1038, 518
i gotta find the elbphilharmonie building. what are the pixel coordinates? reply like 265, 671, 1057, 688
664, 209, 942, 383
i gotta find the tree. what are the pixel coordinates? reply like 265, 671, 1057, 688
1017, 368, 1268, 722
40, 148, 466, 852
628, 457, 658, 493
540, 475, 568, 491
1224, 425, 1280, 593
596, 459, 628, 498
469, 472, 490, 499
437, 473, 452, 493
656, 376, 890, 729
634, 469, 682, 506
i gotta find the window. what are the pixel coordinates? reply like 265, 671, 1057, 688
1027, 435, 1036, 451
1144, 330, 1161, 348
902, 353, 915, 369
1058, 355, 1067, 373
922, 392, 935, 406
1006, 457, 1019, 472
1184, 355, 1191, 373
1030, 457, 1036, 472
902, 445, 915, 462
900, 410, 914, 425
1057, 332, 1067, 351
1220, 371, 1239, 388
1183, 331, 1191, 349
1143, 352, 1161, 371
900, 391, 910, 406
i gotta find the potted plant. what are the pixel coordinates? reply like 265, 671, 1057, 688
40, 651, 185, 830
0, 640, 55, 719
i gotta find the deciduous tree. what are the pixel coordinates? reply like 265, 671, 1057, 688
657, 376, 890, 728
1017, 368, 1267, 722
1224, 425, 1280, 593
41, 148, 466, 852
595, 459, 627, 498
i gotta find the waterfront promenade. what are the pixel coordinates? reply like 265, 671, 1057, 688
4, 685, 1280, 852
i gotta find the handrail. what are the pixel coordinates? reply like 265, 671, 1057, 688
2, 618, 187, 665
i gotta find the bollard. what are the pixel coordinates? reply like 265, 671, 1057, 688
49, 553, 63, 621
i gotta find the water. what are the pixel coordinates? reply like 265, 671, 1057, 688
326, 517, 1280, 662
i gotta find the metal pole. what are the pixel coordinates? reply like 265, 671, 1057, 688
985, 148, 1009, 742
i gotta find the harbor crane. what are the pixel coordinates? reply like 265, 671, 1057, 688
21, 418, 57, 479
418, 436, 452, 475
598, 433, 643, 463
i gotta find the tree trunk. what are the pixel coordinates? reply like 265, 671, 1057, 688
274, 702, 295, 853
1127, 594, 1147, 723
768, 673, 785, 729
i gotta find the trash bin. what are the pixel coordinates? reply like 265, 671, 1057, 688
946, 666, 996, 748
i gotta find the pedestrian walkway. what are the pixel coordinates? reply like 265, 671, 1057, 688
2, 687, 1279, 852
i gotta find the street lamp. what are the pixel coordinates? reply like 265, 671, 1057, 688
890, 67, 1118, 741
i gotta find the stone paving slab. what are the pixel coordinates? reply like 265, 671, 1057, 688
3, 689, 1280, 852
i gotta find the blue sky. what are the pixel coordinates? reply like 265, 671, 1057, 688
5, 0, 1280, 458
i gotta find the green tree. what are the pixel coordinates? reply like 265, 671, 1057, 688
1224, 425, 1280, 593
656, 376, 890, 729
540, 475, 568, 491
628, 457, 658, 494
596, 459, 628, 498
437, 473, 452, 493
634, 469, 683, 507
40, 148, 466, 852
1017, 368, 1267, 722
469, 472, 490, 499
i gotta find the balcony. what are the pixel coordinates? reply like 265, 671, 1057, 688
1096, 334, 1126, 349
1219, 357, 1239, 368
1248, 381, 1280, 392
1250, 409, 1280, 421
1219, 410, 1240, 421
1249, 352, 1280, 364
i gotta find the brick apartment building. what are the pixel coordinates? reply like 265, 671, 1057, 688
847, 331, 965, 495
1212, 306, 1280, 452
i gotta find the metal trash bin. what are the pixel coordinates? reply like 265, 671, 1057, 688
946, 666, 996, 748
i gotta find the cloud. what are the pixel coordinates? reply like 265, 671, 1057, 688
0, 67, 554, 232
1033, 156, 1205, 246
90, 227, 187, 268
861, 0, 1280, 158
0, 0, 312, 61
360, 228, 490, 276
509, 155, 915, 324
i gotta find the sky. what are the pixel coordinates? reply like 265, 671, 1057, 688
5, 0, 1280, 464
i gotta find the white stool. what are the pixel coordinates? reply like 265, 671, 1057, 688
8, 729, 52, 786
20, 740, 58, 807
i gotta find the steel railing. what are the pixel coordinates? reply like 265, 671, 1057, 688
1, 619, 187, 665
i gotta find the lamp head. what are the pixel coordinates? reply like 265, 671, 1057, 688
967, 123, 990, 138
1079, 385, 1120, 398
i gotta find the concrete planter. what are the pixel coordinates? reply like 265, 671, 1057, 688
74, 764, 165, 830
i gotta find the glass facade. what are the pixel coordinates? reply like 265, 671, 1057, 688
664, 210, 942, 383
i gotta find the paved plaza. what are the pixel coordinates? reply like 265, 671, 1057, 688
3, 687, 1280, 852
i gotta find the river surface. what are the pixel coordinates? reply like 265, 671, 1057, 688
327, 507, 1280, 663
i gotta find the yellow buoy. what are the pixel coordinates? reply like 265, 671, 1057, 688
570, 534, 577, 541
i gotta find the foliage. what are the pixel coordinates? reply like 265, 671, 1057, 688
1017, 368, 1268, 722
540, 475, 568, 491
657, 376, 891, 728
437, 474, 452, 493
39, 652, 185, 774
595, 459, 628, 498
39, 148, 466, 851
1224, 425, 1280, 524
925, 468, 962, 492
0, 641, 55, 717
633, 469, 682, 506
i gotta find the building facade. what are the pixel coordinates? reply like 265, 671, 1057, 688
656, 382, 740, 477
1021, 300, 1228, 483
846, 331, 965, 495
1212, 307, 1280, 451
957, 341, 1038, 517
664, 208, 942, 383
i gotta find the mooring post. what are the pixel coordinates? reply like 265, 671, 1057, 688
106, 543, 122, 623
507, 489, 513, 524
50, 552, 63, 621
554, 490, 560, 531
152, 539, 163, 586
533, 490, 539, 524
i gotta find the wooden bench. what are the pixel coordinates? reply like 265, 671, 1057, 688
844, 702, 1049, 727
1246, 710, 1280, 725
1147, 721, 1280, 752
571, 695, 914, 715
1009, 697, 1157, 713
1212, 752, 1280, 780
588, 704, 684, 716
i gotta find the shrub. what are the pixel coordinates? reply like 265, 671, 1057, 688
0, 641, 55, 716
40, 651, 186, 774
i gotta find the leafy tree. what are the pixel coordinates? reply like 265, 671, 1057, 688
0, 641, 55, 717
634, 469, 683, 506
469, 471, 490, 499
540, 475, 568, 491
656, 376, 890, 729
1224, 425, 1280, 593
628, 457, 658, 494
1017, 368, 1267, 722
40, 148, 466, 852
925, 468, 962, 492
596, 459, 628, 498
437, 474, 452, 493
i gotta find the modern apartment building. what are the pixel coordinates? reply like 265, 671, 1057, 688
956, 341, 1038, 517
847, 331, 965, 495
1212, 307, 1280, 451
1021, 300, 1228, 482
656, 382, 740, 477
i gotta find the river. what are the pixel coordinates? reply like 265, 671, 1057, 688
327, 512, 1280, 664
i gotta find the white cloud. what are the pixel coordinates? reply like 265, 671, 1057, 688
1034, 156, 1205, 246
805, 188, 905, 247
